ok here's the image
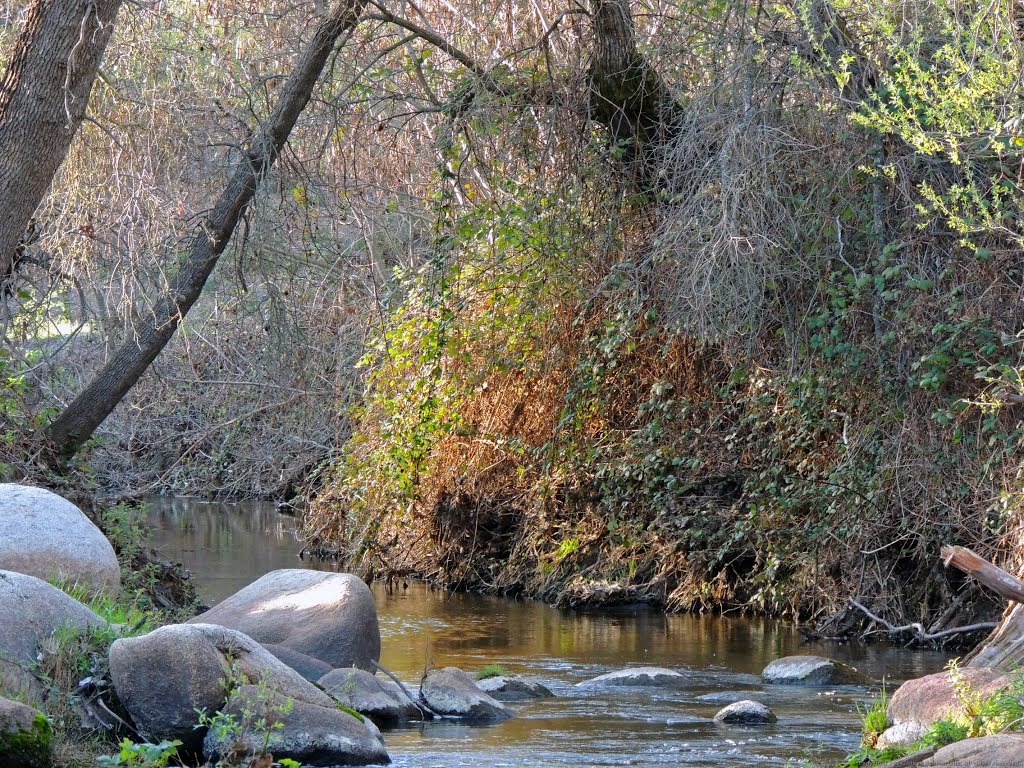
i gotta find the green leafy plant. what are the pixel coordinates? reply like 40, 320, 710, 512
920, 718, 970, 748
195, 658, 298, 768
96, 739, 182, 767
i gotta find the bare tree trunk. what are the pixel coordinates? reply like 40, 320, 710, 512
44, 0, 366, 459
0, 0, 123, 289
589, 0, 684, 160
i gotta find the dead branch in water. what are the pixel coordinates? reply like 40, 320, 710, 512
848, 598, 997, 643
941, 545, 1024, 604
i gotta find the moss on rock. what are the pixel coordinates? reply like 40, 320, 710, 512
0, 710, 53, 768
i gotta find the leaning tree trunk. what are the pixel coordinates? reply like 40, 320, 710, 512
589, 0, 684, 167
45, 0, 366, 459
0, 0, 123, 288
968, 604, 1024, 669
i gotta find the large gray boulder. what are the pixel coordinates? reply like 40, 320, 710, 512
761, 656, 869, 686
109, 623, 335, 754
713, 700, 777, 725
477, 675, 554, 701
0, 696, 52, 768
0, 484, 120, 595
319, 668, 420, 725
922, 733, 1024, 766
262, 643, 333, 683
578, 667, 687, 687
204, 685, 390, 766
420, 667, 513, 722
888, 668, 1009, 730
190, 570, 380, 670
0, 570, 106, 702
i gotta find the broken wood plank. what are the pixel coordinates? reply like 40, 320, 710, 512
941, 545, 1024, 604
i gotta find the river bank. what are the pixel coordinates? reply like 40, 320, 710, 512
146, 497, 953, 767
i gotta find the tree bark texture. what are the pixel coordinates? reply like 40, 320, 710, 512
967, 602, 1024, 670
589, 0, 684, 154
45, 0, 366, 458
0, 0, 123, 287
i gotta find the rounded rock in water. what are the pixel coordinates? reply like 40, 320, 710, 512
713, 699, 777, 725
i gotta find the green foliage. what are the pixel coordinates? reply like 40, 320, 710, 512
96, 739, 182, 767
920, 719, 970, 748
49, 578, 159, 637
474, 664, 507, 680
98, 503, 150, 569
196, 658, 299, 767
853, 3, 1024, 250
858, 688, 890, 747
334, 176, 590, 519
95, 502, 198, 620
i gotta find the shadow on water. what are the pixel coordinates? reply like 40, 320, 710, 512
147, 497, 953, 768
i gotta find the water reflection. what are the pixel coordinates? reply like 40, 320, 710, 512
146, 497, 952, 768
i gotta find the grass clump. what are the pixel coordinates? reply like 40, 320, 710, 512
857, 687, 889, 749
834, 661, 1024, 767
49, 578, 161, 637
475, 664, 507, 681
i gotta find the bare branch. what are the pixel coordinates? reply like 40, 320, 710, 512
849, 598, 997, 642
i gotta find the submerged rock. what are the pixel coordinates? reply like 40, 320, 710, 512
888, 668, 1009, 730
109, 623, 335, 753
320, 668, 421, 725
578, 667, 687, 687
0, 697, 52, 768
760, 656, 868, 686
922, 733, 1024, 766
695, 691, 767, 704
713, 700, 777, 725
0, 570, 106, 702
477, 675, 554, 701
190, 570, 380, 670
420, 667, 513, 722
203, 684, 390, 766
0, 484, 120, 596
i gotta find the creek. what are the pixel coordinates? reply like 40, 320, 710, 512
146, 497, 951, 768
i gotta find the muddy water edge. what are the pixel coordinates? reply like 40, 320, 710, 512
146, 497, 952, 768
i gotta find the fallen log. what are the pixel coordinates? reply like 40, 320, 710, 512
941, 544, 1024, 670
940, 545, 1024, 603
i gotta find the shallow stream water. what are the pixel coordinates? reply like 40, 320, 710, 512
146, 497, 951, 768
